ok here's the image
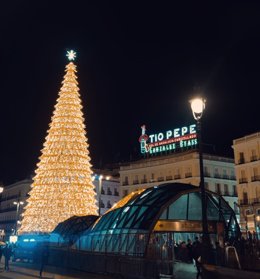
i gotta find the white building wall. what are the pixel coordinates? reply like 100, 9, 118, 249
120, 151, 238, 218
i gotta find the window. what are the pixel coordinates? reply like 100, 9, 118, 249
233, 185, 237, 196
223, 169, 228, 179
100, 200, 105, 208
107, 187, 112, 195
123, 176, 129, 186
204, 166, 210, 177
215, 183, 221, 194
214, 168, 220, 178
123, 190, 128, 197
224, 184, 229, 195
114, 188, 119, 196
251, 150, 257, 161
243, 192, 248, 204
101, 187, 105, 195
107, 201, 112, 208
256, 208, 260, 215
239, 152, 245, 164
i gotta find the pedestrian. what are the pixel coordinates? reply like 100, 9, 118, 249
192, 237, 202, 279
3, 245, 12, 271
39, 243, 49, 277
0, 246, 3, 264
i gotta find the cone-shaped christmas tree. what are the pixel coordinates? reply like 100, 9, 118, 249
19, 50, 98, 234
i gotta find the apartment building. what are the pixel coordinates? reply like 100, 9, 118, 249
120, 151, 239, 219
233, 132, 260, 235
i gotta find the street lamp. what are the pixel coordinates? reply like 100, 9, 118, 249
190, 97, 209, 242
13, 201, 24, 235
98, 175, 103, 216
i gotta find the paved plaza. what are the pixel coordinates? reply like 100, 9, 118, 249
0, 261, 115, 279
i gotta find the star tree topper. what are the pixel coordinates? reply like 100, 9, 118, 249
66, 50, 76, 61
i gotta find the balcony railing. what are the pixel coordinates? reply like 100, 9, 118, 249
141, 179, 147, 184
133, 180, 139, 185
223, 191, 229, 196
252, 198, 260, 204
122, 181, 129, 186
222, 175, 229, 179
250, 155, 258, 162
174, 174, 181, 180
214, 174, 221, 179
185, 173, 192, 178
157, 177, 164, 182
239, 199, 248, 205
239, 178, 248, 184
166, 176, 173, 181
238, 158, 245, 164
204, 172, 211, 177
251, 175, 260, 182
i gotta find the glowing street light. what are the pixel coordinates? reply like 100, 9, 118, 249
190, 97, 210, 253
13, 201, 24, 235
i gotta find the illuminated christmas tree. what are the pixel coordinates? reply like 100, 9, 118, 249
19, 50, 98, 234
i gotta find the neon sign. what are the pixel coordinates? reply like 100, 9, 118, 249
139, 124, 197, 154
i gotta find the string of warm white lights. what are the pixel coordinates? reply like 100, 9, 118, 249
19, 51, 98, 234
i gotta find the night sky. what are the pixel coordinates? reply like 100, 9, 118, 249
1, 1, 260, 184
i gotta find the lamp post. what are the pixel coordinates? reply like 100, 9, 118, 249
13, 200, 24, 235
98, 175, 103, 216
190, 97, 209, 242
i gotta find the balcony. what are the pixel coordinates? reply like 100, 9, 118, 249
223, 191, 229, 196
250, 155, 258, 162
214, 174, 221, 179
141, 179, 147, 184
133, 180, 139, 185
166, 176, 173, 181
239, 178, 248, 184
185, 173, 192, 178
204, 172, 211, 177
174, 174, 181, 180
222, 175, 229, 179
252, 198, 260, 204
251, 175, 260, 182
157, 177, 164, 182
239, 199, 248, 205
122, 182, 129, 186
238, 158, 245, 164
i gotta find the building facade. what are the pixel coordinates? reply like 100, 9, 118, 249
120, 151, 239, 219
233, 132, 260, 235
0, 179, 31, 238
92, 175, 120, 215
0, 171, 121, 237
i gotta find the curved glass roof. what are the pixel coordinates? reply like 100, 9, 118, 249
91, 183, 239, 234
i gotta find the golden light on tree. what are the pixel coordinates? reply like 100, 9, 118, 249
19, 51, 98, 234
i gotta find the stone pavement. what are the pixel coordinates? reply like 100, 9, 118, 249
0, 261, 115, 279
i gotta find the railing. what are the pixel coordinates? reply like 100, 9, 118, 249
174, 174, 181, 179
214, 174, 221, 178
239, 199, 248, 205
204, 172, 211, 177
141, 179, 147, 184
122, 182, 129, 186
185, 173, 192, 178
133, 180, 139, 185
166, 176, 173, 181
157, 177, 164, 182
250, 155, 258, 162
251, 175, 260, 182
238, 158, 245, 164
114, 191, 119, 196
239, 178, 248, 184
107, 190, 112, 195
222, 175, 229, 179
224, 191, 229, 196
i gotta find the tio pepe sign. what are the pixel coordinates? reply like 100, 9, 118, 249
139, 124, 197, 155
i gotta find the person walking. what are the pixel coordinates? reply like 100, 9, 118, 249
39, 244, 49, 277
3, 245, 12, 271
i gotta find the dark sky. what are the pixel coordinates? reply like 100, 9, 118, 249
1, 1, 260, 184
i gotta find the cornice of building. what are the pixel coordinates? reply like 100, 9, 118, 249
233, 131, 260, 145
120, 151, 234, 171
